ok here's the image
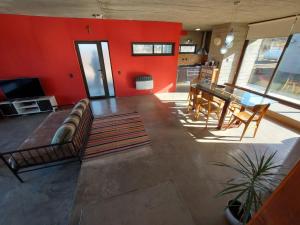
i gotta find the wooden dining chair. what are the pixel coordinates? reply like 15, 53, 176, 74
227, 101, 242, 122
227, 103, 270, 141
194, 91, 223, 128
187, 86, 200, 112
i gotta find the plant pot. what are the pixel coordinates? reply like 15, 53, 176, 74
224, 200, 250, 225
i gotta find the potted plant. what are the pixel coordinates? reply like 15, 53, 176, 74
213, 150, 282, 225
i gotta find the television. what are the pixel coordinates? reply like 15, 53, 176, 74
0, 78, 45, 100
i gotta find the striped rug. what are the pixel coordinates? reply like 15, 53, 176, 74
83, 112, 151, 159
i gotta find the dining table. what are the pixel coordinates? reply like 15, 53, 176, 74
191, 82, 277, 130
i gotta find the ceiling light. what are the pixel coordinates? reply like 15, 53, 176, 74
225, 40, 233, 49
225, 30, 235, 45
195, 28, 201, 31
220, 45, 228, 54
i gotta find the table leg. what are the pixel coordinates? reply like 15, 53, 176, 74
217, 101, 230, 130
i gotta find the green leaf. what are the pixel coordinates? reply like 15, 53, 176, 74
213, 149, 281, 224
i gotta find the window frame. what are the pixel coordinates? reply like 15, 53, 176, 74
179, 44, 197, 54
131, 42, 175, 56
233, 34, 300, 109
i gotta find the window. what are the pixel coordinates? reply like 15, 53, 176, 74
132, 43, 174, 56
179, 44, 197, 54
236, 37, 288, 93
235, 33, 300, 105
268, 34, 300, 104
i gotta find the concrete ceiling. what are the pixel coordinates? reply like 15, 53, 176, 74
1, 0, 300, 30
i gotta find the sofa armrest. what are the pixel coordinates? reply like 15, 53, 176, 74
1, 141, 76, 171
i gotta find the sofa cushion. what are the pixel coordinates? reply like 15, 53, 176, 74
63, 114, 80, 127
70, 108, 83, 118
79, 98, 90, 106
51, 123, 76, 144
74, 102, 87, 111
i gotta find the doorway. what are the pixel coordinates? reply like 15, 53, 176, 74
75, 41, 115, 99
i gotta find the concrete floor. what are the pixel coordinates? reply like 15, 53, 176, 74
0, 113, 49, 152
69, 95, 300, 225
0, 95, 299, 225
0, 113, 80, 225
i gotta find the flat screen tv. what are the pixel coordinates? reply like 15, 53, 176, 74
0, 78, 45, 100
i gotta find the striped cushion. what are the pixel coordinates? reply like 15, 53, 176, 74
74, 102, 87, 111
51, 123, 76, 144
63, 115, 80, 127
79, 98, 89, 106
70, 108, 83, 118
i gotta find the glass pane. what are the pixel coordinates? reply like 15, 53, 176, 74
101, 42, 115, 96
180, 45, 196, 53
268, 34, 300, 104
162, 44, 173, 54
78, 44, 105, 97
236, 37, 287, 93
133, 44, 153, 54
154, 44, 163, 54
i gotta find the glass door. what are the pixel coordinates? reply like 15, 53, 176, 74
76, 42, 115, 98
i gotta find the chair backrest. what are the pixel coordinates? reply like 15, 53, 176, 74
189, 86, 200, 100
201, 91, 213, 101
250, 103, 270, 120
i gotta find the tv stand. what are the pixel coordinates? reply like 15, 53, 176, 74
0, 96, 57, 116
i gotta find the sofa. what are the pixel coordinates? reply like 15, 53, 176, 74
0, 98, 93, 182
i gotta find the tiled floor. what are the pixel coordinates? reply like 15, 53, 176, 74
69, 94, 300, 225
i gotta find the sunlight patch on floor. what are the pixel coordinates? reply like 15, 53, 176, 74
155, 92, 300, 144
155, 92, 189, 101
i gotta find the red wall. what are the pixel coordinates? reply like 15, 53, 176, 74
0, 14, 181, 105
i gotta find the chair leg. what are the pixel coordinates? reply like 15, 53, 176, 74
253, 121, 260, 137
227, 116, 237, 129
187, 104, 192, 112
187, 98, 192, 112
205, 111, 210, 128
240, 123, 250, 141
228, 113, 234, 124
205, 115, 209, 128
194, 104, 201, 120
